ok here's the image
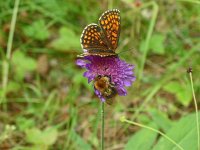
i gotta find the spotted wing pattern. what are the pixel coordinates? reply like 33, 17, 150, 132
99, 9, 120, 50
80, 9, 120, 57
80, 24, 108, 51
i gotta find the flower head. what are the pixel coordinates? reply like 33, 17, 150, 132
77, 55, 135, 102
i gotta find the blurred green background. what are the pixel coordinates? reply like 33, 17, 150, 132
0, 0, 200, 150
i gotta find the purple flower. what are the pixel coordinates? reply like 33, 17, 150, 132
76, 55, 135, 102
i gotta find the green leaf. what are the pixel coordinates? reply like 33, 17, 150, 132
26, 128, 43, 145
23, 20, 49, 41
71, 130, 92, 150
153, 112, 200, 150
149, 34, 165, 54
25, 127, 58, 146
50, 27, 80, 51
149, 109, 173, 132
125, 123, 158, 150
163, 81, 182, 93
42, 127, 58, 146
12, 50, 37, 80
176, 88, 192, 106
16, 117, 35, 131
7, 81, 21, 93
139, 40, 145, 53
163, 81, 192, 106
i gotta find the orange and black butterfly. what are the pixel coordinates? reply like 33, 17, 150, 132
80, 9, 121, 57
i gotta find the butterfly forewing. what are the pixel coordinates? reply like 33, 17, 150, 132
99, 9, 120, 50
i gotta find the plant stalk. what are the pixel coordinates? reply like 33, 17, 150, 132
101, 102, 105, 150
1, 0, 20, 104
188, 70, 200, 150
120, 116, 184, 150
138, 1, 158, 81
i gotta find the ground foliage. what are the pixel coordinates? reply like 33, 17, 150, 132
0, 0, 200, 150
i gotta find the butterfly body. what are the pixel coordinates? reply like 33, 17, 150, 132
80, 9, 121, 57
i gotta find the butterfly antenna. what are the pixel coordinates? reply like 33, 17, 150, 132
118, 47, 136, 55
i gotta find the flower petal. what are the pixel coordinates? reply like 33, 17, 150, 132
116, 87, 127, 96
76, 59, 86, 67
76, 55, 135, 101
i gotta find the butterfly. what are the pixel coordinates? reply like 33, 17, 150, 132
80, 9, 121, 57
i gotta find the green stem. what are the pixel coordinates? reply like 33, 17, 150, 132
101, 102, 104, 150
120, 116, 184, 150
138, 1, 158, 81
189, 70, 200, 150
177, 0, 200, 4
1, 0, 20, 104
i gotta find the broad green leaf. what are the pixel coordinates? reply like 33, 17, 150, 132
153, 112, 200, 150
12, 50, 37, 80
149, 109, 173, 132
138, 113, 152, 124
25, 128, 43, 145
42, 127, 58, 146
149, 34, 165, 54
23, 20, 49, 41
163, 81, 192, 106
163, 81, 182, 93
50, 27, 80, 51
25, 127, 58, 146
125, 123, 158, 150
176, 88, 192, 106
71, 130, 92, 150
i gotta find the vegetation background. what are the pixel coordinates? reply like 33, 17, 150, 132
0, 0, 200, 150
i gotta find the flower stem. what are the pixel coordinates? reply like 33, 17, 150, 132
120, 116, 184, 150
177, 0, 200, 4
188, 68, 200, 150
1, 0, 20, 104
101, 102, 104, 150
138, 1, 158, 81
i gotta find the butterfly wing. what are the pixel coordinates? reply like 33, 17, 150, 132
80, 24, 115, 57
99, 9, 120, 51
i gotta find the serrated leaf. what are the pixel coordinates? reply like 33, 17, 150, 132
153, 112, 200, 150
23, 20, 49, 41
125, 123, 158, 150
50, 27, 80, 51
